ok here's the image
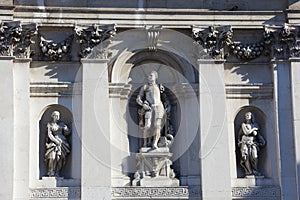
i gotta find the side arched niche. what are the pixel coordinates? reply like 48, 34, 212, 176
234, 106, 268, 178
38, 104, 73, 179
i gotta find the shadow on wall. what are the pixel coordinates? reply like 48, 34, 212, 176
39, 104, 73, 179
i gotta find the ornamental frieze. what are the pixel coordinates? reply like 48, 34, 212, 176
0, 21, 300, 61
193, 23, 300, 60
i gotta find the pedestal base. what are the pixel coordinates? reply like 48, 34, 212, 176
37, 177, 80, 188
133, 147, 179, 187
140, 177, 180, 187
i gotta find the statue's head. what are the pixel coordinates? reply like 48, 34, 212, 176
148, 71, 158, 83
51, 111, 60, 122
244, 111, 254, 122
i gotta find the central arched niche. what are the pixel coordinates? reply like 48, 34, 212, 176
107, 28, 201, 186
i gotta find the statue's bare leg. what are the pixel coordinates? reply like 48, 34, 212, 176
143, 116, 151, 147
152, 119, 162, 149
48, 152, 56, 176
143, 128, 148, 147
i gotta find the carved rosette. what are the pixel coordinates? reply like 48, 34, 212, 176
39, 35, 73, 61
74, 24, 116, 58
192, 25, 233, 59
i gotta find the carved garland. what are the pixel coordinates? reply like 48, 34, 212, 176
39, 35, 73, 61
229, 42, 266, 60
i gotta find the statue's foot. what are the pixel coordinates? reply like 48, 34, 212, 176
152, 144, 158, 149
253, 170, 261, 176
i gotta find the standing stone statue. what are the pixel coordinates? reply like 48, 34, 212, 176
133, 71, 178, 186
237, 112, 266, 177
45, 111, 71, 177
136, 71, 171, 149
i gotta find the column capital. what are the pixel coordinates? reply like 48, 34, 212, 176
13, 58, 32, 63
289, 57, 300, 62
0, 56, 15, 60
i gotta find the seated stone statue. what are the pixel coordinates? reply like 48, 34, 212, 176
44, 111, 71, 177
237, 111, 266, 177
136, 71, 171, 149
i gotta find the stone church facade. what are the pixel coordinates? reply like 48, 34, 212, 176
1, 0, 300, 199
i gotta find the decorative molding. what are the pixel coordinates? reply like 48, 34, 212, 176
14, 23, 37, 58
145, 25, 162, 51
232, 186, 280, 199
109, 83, 132, 99
111, 187, 189, 199
226, 83, 273, 99
30, 82, 81, 97
192, 25, 233, 59
74, 24, 116, 58
39, 35, 73, 61
29, 187, 81, 199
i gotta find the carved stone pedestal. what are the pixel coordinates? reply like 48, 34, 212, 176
132, 147, 179, 186
29, 177, 81, 199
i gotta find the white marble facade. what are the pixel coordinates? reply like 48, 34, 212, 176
1, 0, 300, 200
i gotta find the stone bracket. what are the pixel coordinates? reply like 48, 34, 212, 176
145, 25, 162, 51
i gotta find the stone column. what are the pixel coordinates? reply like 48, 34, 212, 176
0, 57, 14, 199
289, 58, 300, 199
13, 58, 31, 199
198, 59, 232, 200
272, 60, 298, 200
81, 59, 111, 199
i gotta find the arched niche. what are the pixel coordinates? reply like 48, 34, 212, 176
38, 104, 73, 179
107, 28, 200, 84
106, 28, 201, 185
234, 106, 268, 178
